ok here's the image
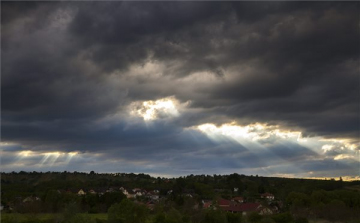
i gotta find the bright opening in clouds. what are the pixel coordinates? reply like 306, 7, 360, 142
197, 123, 303, 142
1, 1, 359, 180
6, 147, 81, 169
130, 97, 180, 121
195, 122, 359, 162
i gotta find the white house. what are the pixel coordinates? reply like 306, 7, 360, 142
77, 189, 86, 196
261, 193, 275, 201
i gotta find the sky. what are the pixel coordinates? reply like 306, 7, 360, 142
1, 1, 359, 180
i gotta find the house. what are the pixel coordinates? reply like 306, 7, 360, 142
147, 191, 159, 200
261, 193, 275, 201
258, 206, 273, 215
120, 187, 134, 196
88, 189, 97, 195
119, 187, 137, 198
132, 188, 142, 193
135, 191, 144, 197
119, 187, 128, 195
231, 197, 244, 203
97, 188, 108, 196
126, 190, 136, 199
106, 188, 116, 193
218, 199, 232, 208
202, 200, 213, 209
133, 188, 148, 196
22, 196, 41, 203
77, 189, 86, 196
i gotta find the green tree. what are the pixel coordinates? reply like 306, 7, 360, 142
286, 192, 311, 208
294, 217, 308, 223
271, 212, 293, 223
153, 212, 167, 223
108, 199, 149, 223
67, 214, 96, 223
166, 208, 184, 223
62, 202, 80, 222
101, 192, 126, 209
44, 189, 61, 212
202, 209, 227, 223
260, 217, 276, 223
248, 212, 262, 223
194, 183, 214, 199
227, 212, 242, 223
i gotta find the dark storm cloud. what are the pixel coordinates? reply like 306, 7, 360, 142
1, 1, 359, 176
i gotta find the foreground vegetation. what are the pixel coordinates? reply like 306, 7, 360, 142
1, 172, 360, 223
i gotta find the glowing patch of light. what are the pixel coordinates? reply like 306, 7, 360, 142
130, 97, 180, 121
322, 144, 334, 153
196, 122, 300, 142
194, 122, 358, 158
64, 152, 78, 164
274, 129, 302, 141
18, 150, 34, 157
16, 150, 79, 166
320, 138, 359, 151
334, 154, 354, 160
40, 152, 61, 166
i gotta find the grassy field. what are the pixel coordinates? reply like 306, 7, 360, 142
1, 213, 108, 222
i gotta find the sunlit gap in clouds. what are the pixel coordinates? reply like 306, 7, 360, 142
195, 123, 358, 156
194, 123, 306, 175
127, 96, 359, 177
193, 122, 359, 176
129, 96, 189, 122
194, 123, 359, 153
197, 123, 304, 143
16, 150, 79, 167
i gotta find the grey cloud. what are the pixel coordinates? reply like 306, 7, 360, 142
1, 1, 359, 177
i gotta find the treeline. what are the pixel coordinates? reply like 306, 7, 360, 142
2, 171, 354, 201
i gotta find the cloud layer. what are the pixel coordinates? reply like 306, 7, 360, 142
1, 2, 359, 179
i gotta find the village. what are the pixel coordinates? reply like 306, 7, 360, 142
12, 185, 280, 216
2, 172, 359, 223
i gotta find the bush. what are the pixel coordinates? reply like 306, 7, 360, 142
108, 199, 149, 223
248, 212, 262, 223
66, 214, 96, 223
294, 217, 308, 223
202, 209, 227, 223
271, 212, 293, 223
227, 212, 242, 223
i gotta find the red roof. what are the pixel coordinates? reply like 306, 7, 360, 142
223, 203, 261, 212
218, 199, 231, 206
203, 202, 212, 208
232, 196, 244, 201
